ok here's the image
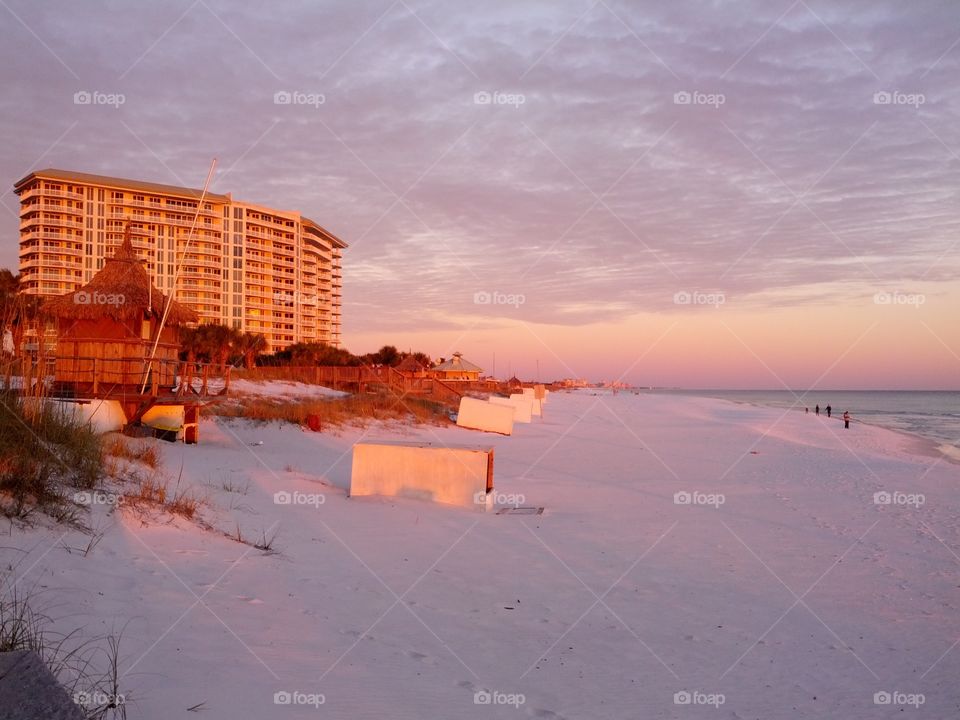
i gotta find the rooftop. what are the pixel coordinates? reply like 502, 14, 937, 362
15, 168, 232, 203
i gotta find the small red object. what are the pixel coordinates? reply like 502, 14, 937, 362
306, 414, 321, 432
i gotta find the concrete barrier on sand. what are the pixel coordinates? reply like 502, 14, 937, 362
512, 392, 541, 417
350, 440, 495, 510
457, 396, 515, 434
489, 395, 532, 423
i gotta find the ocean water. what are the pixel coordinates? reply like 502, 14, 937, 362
650, 390, 960, 455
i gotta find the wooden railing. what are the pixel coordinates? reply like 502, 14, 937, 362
233, 365, 467, 405
0, 355, 230, 399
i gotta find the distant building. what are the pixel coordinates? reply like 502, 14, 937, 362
430, 352, 482, 381
395, 355, 429, 378
14, 168, 346, 350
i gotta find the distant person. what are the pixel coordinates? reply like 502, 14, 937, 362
815, 404, 820, 416
826, 405, 832, 418
805, 407, 809, 414
843, 410, 850, 429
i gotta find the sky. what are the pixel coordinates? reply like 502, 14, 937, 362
1, 0, 958, 388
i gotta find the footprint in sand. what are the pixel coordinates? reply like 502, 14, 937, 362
175, 549, 208, 556
406, 651, 428, 662
235, 595, 264, 604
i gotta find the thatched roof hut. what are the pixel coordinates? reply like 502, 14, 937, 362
395, 355, 429, 377
43, 231, 197, 325
43, 227, 197, 396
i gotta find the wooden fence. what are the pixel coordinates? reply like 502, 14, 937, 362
0, 354, 230, 400
233, 365, 477, 406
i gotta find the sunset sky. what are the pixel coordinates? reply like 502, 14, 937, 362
1, 1, 958, 388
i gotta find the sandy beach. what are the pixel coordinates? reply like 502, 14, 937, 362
5, 388, 958, 719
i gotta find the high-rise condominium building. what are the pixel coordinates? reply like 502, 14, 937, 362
14, 169, 345, 350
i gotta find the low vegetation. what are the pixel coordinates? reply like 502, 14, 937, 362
179, 320, 432, 372
0, 573, 129, 719
105, 435, 160, 469
0, 390, 102, 520
210, 390, 450, 427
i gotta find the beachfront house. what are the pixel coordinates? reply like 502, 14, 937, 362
430, 352, 482, 382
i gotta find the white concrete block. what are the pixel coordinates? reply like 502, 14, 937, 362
457, 396, 515, 434
489, 395, 532, 423
511, 392, 541, 417
350, 440, 494, 510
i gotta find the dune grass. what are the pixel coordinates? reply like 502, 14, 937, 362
210, 390, 451, 427
105, 435, 160, 469
0, 390, 103, 520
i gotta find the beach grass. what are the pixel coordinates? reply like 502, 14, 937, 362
210, 390, 451, 428
0, 389, 103, 519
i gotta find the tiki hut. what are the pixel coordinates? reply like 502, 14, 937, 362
430, 352, 482, 382
395, 354, 429, 378
42, 228, 197, 397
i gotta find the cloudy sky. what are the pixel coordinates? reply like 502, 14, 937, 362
1, 0, 958, 387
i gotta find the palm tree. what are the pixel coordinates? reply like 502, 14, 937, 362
235, 331, 268, 370
179, 326, 205, 363
198, 323, 238, 373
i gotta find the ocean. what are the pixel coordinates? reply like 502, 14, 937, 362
649, 390, 960, 457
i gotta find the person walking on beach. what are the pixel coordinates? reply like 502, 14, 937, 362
815, 404, 820, 416
843, 410, 850, 429
826, 405, 832, 418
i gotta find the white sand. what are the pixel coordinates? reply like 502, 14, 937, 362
4, 390, 958, 719
228, 378, 349, 399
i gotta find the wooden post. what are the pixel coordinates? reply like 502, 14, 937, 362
184, 404, 199, 444
92, 357, 99, 396
151, 360, 159, 396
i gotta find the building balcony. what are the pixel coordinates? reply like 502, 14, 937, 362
21, 201, 83, 216
25, 217, 84, 230
245, 299, 273, 309
26, 188, 84, 201
179, 293, 222, 305
20, 257, 82, 270
20, 230, 83, 243
180, 257, 221, 270
246, 227, 280, 241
